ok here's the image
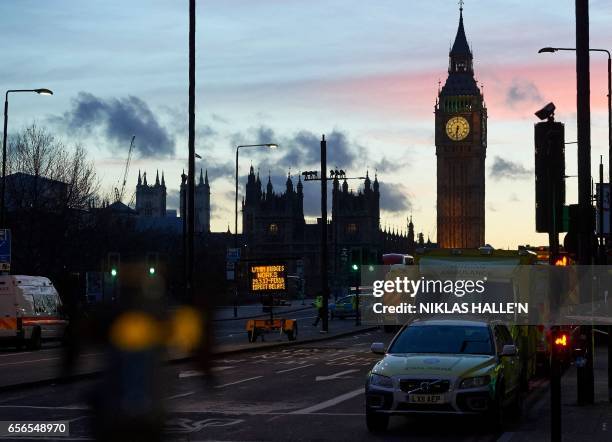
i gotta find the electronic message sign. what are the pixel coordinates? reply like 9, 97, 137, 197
249, 264, 287, 293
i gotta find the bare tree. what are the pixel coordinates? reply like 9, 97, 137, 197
7, 123, 99, 210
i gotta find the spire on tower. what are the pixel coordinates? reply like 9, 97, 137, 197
143, 171, 148, 186
161, 171, 165, 187
155, 170, 160, 186
138, 170, 142, 186
199, 168, 204, 185
204, 169, 209, 185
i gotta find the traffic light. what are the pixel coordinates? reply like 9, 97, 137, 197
108, 252, 120, 278
350, 248, 361, 272
146, 252, 159, 276
552, 328, 570, 364
535, 120, 566, 233
553, 253, 571, 267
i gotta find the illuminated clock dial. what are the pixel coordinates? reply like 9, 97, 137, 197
445, 116, 470, 141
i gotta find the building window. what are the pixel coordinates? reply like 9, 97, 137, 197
268, 223, 279, 235
346, 223, 358, 234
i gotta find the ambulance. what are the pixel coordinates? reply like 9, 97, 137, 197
0, 276, 68, 350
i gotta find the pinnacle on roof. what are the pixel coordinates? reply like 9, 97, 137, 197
199, 168, 204, 185
155, 170, 160, 186
204, 169, 209, 185
450, 4, 471, 58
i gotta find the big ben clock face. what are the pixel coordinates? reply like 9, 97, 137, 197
445, 116, 470, 141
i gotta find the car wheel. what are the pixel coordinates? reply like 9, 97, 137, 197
366, 410, 389, 433
27, 328, 42, 351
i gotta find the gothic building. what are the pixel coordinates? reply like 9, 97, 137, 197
241, 166, 416, 294
135, 170, 167, 217
435, 5, 487, 248
180, 169, 211, 233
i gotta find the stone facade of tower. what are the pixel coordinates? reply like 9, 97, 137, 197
435, 7, 487, 248
180, 169, 211, 233
135, 170, 167, 217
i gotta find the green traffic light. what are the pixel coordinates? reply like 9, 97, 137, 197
351, 264, 359, 271
368, 265, 374, 272
149, 267, 156, 275
111, 268, 118, 277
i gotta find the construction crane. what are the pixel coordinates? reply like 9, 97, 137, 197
114, 135, 135, 203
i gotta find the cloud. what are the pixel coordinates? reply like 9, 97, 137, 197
232, 126, 366, 171
56, 92, 174, 158
506, 79, 543, 107
490, 156, 532, 180
378, 182, 412, 213
199, 160, 233, 182
374, 156, 412, 174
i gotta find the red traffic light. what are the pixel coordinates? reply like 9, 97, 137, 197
554, 333, 568, 347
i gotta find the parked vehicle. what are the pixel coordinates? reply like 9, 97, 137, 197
0, 275, 68, 350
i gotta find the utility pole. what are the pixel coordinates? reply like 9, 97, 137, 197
575, 0, 595, 404
187, 0, 196, 303
320, 135, 329, 333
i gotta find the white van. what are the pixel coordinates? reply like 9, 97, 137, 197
0, 275, 68, 350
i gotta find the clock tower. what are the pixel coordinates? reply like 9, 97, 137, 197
435, 4, 487, 248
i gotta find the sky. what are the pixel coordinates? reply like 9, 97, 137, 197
1, 0, 612, 248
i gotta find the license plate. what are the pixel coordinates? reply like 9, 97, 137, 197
408, 394, 443, 404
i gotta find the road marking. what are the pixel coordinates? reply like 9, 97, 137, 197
214, 376, 263, 389
0, 348, 57, 358
497, 432, 515, 442
67, 415, 90, 424
0, 352, 102, 366
0, 356, 61, 366
275, 364, 314, 374
327, 354, 354, 362
179, 366, 234, 378
289, 388, 363, 414
166, 391, 196, 400
315, 369, 358, 381
0, 404, 90, 410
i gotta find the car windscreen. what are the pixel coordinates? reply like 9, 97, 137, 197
389, 324, 493, 355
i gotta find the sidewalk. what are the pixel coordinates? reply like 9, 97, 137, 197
213, 299, 314, 321
502, 345, 612, 442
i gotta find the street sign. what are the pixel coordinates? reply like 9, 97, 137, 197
226, 248, 241, 263
0, 229, 11, 272
226, 262, 235, 281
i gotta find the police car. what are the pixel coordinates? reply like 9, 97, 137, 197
365, 319, 521, 432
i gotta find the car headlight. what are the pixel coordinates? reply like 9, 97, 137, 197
369, 373, 393, 388
459, 375, 491, 389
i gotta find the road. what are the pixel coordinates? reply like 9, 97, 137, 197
0, 304, 369, 389
0, 329, 507, 441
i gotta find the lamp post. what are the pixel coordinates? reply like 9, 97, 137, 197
2, 88, 53, 227
539, 46, 612, 256
233, 143, 277, 318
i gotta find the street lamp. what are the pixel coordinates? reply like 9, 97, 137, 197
234, 143, 278, 247
2, 88, 54, 227
539, 46, 612, 254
